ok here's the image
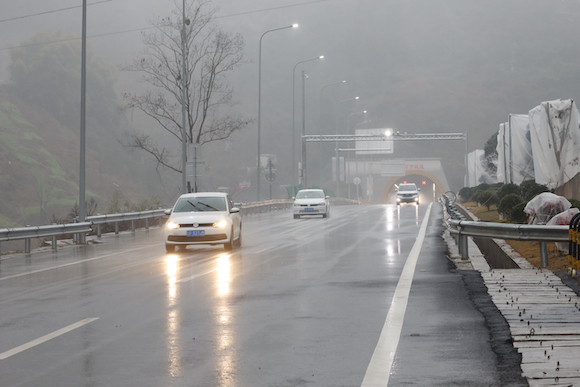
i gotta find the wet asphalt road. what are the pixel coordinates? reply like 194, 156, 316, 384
0, 203, 518, 386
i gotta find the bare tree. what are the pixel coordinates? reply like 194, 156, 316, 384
121, 0, 251, 183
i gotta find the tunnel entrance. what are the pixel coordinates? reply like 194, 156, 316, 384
381, 171, 446, 204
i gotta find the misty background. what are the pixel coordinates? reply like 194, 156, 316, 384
2, 0, 580, 226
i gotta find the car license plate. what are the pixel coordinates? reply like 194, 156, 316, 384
187, 230, 205, 237
305, 207, 314, 211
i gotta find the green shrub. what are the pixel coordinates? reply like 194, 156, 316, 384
569, 198, 580, 209
497, 183, 521, 202
520, 180, 549, 201
498, 193, 524, 216
473, 189, 498, 211
507, 201, 528, 223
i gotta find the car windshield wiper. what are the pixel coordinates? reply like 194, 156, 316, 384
197, 201, 219, 211
186, 200, 202, 211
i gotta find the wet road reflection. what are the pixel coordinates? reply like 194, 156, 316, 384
165, 254, 182, 378
215, 253, 236, 386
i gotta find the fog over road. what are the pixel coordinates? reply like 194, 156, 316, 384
0, 203, 513, 386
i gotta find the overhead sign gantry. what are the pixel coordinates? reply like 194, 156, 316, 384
300, 132, 468, 191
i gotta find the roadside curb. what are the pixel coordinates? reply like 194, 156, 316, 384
443, 209, 580, 386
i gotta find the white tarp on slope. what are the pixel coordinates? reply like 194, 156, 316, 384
529, 99, 580, 189
467, 149, 496, 187
496, 114, 535, 185
496, 122, 508, 183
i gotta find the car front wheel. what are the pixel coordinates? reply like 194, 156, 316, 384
165, 244, 175, 253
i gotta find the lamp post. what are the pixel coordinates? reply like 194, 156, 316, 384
292, 55, 323, 187
257, 24, 298, 201
78, 0, 87, 243
346, 110, 367, 199
335, 97, 359, 196
181, 0, 188, 194
318, 80, 346, 187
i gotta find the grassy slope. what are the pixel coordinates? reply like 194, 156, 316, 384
0, 94, 166, 227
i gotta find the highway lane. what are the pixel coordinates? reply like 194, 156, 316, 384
0, 202, 503, 386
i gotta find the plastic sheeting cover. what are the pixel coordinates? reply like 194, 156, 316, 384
529, 99, 580, 189
467, 149, 496, 187
496, 115, 534, 185
524, 192, 571, 225
547, 207, 580, 252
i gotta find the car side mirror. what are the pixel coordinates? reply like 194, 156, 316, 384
230, 207, 240, 213
418, 188, 421, 191
291, 196, 296, 200
325, 196, 330, 199
164, 209, 172, 215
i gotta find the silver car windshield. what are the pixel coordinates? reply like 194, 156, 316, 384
296, 191, 324, 199
174, 197, 227, 212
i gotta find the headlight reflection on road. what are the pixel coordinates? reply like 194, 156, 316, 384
165, 254, 182, 378
217, 254, 231, 296
386, 206, 397, 231
215, 253, 236, 386
385, 239, 402, 259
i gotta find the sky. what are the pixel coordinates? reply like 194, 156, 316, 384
3, 0, 580, 194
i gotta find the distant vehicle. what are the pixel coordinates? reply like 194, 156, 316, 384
164, 192, 241, 252
293, 189, 330, 219
396, 183, 420, 206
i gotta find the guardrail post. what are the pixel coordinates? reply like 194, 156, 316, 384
540, 241, 548, 268
96, 224, 102, 238
52, 235, 57, 250
145, 218, 149, 230
458, 233, 469, 260
25, 238, 31, 254
131, 220, 135, 233
115, 222, 119, 235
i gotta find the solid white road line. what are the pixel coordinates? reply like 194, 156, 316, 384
0, 317, 99, 360
360, 203, 432, 387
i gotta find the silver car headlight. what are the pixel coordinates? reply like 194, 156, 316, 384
166, 221, 180, 229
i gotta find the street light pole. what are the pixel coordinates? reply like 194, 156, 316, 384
318, 80, 346, 187
79, 0, 87, 243
292, 55, 323, 187
346, 110, 367, 199
335, 97, 359, 197
257, 24, 298, 201
181, 0, 188, 194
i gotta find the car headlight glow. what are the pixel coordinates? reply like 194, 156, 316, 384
213, 219, 228, 228
166, 221, 180, 229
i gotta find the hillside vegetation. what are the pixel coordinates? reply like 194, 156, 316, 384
0, 91, 168, 228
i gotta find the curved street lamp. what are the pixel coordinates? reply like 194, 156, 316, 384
257, 24, 298, 201
292, 55, 324, 186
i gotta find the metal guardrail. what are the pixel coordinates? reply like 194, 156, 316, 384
238, 197, 360, 215
87, 209, 167, 237
0, 209, 168, 255
0, 197, 361, 256
441, 192, 568, 267
0, 223, 93, 254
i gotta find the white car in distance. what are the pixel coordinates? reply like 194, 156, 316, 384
396, 183, 420, 206
293, 189, 330, 219
164, 192, 241, 252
